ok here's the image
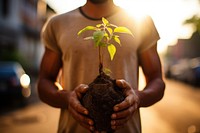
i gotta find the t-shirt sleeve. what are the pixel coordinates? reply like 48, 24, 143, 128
138, 15, 160, 53
41, 17, 61, 54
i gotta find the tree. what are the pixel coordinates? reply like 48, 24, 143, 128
184, 15, 200, 34
184, 0, 200, 34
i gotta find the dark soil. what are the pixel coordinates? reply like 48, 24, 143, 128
81, 72, 125, 133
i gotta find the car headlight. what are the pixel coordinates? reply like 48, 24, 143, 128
20, 74, 30, 88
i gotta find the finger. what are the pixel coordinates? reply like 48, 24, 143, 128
111, 119, 127, 130
111, 118, 128, 126
111, 105, 135, 119
75, 84, 89, 99
69, 105, 94, 130
116, 79, 131, 94
70, 97, 89, 115
111, 125, 124, 131
114, 95, 134, 111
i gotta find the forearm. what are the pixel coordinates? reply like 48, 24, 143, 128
38, 78, 70, 109
136, 77, 165, 107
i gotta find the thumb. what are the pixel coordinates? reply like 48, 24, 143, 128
76, 84, 89, 99
116, 79, 130, 90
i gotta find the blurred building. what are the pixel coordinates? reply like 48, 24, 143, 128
0, 0, 55, 75
164, 31, 200, 86
167, 32, 200, 60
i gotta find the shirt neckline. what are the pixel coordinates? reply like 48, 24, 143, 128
79, 6, 120, 21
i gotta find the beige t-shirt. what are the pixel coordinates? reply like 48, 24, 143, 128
42, 7, 160, 133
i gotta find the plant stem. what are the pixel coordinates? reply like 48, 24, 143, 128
99, 46, 103, 75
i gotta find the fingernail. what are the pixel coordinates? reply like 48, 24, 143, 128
111, 126, 116, 130
83, 86, 88, 89
89, 120, 93, 125
114, 106, 119, 111
111, 114, 116, 119
90, 126, 94, 131
111, 120, 115, 125
84, 110, 88, 115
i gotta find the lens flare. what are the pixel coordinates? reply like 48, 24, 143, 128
20, 74, 30, 88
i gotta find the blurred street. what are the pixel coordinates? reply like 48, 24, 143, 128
0, 79, 200, 133
141, 79, 200, 133
0, 0, 200, 133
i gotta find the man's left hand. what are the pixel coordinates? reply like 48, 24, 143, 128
111, 79, 140, 130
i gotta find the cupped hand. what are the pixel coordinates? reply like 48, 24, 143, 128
111, 79, 140, 130
67, 84, 95, 132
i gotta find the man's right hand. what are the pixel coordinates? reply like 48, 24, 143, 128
67, 84, 95, 131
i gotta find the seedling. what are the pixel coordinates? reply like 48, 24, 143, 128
78, 17, 133, 74
77, 17, 134, 132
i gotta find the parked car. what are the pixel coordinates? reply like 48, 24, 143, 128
0, 61, 31, 105
165, 57, 200, 86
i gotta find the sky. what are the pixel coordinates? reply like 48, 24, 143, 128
45, 0, 200, 53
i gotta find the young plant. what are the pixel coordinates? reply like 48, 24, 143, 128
78, 17, 133, 74
78, 18, 134, 132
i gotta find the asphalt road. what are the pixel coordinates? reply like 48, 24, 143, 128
0, 79, 200, 133
141, 79, 200, 133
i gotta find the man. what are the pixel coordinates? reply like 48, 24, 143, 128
38, 0, 165, 132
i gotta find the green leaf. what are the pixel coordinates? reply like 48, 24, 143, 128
103, 68, 112, 76
113, 36, 121, 46
107, 44, 116, 60
114, 27, 133, 36
106, 27, 113, 35
78, 26, 96, 36
96, 24, 102, 28
93, 31, 105, 46
104, 33, 110, 41
102, 17, 109, 26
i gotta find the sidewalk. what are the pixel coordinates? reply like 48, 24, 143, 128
0, 102, 175, 133
0, 102, 60, 133
0, 79, 200, 133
